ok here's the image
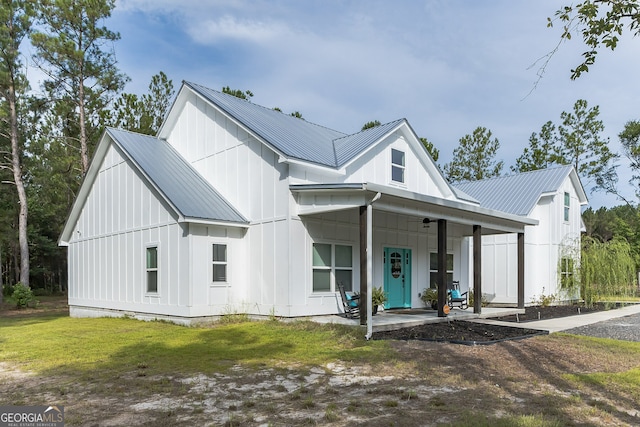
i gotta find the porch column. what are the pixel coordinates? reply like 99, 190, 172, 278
437, 219, 447, 317
517, 232, 525, 309
359, 206, 367, 325
473, 225, 482, 314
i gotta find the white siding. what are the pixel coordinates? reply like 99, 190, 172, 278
67, 143, 192, 317
287, 210, 466, 316
467, 175, 584, 305
163, 93, 293, 317
164, 93, 289, 222
288, 132, 450, 200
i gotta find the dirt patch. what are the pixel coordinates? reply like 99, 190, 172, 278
376, 303, 633, 345
0, 295, 68, 317
2, 300, 639, 425
374, 320, 546, 344
2, 335, 640, 426
495, 302, 625, 323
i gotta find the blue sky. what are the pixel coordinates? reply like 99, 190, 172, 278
105, 0, 640, 208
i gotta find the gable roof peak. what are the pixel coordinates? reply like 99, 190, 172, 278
455, 165, 583, 216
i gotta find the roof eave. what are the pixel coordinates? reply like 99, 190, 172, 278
180, 217, 250, 228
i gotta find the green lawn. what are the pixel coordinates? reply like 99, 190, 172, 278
2, 303, 640, 426
0, 313, 391, 378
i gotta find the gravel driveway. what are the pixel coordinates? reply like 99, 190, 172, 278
565, 312, 640, 342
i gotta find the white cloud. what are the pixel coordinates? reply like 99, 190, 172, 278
108, 0, 640, 207
186, 15, 289, 45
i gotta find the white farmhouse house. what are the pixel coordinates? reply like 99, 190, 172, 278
59, 81, 584, 324
457, 166, 588, 305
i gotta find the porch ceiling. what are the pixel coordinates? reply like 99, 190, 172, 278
290, 182, 538, 234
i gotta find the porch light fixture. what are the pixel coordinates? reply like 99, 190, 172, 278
422, 218, 431, 228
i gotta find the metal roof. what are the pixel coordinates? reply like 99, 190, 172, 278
454, 165, 575, 216
107, 128, 248, 225
333, 119, 406, 166
185, 82, 408, 168
185, 82, 347, 167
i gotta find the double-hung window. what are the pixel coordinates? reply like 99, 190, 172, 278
560, 257, 574, 289
212, 244, 227, 283
391, 149, 405, 183
312, 243, 353, 292
563, 192, 570, 222
146, 246, 158, 293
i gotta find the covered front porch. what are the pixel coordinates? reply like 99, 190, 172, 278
292, 182, 538, 333
312, 306, 524, 332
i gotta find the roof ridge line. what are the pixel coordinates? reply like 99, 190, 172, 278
332, 118, 405, 143
184, 81, 348, 137
459, 164, 573, 185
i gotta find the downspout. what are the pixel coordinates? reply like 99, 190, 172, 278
365, 192, 382, 340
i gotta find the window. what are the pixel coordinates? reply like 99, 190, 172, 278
429, 252, 453, 289
146, 246, 158, 293
564, 192, 570, 222
391, 148, 405, 183
312, 243, 353, 292
212, 244, 227, 283
560, 257, 575, 289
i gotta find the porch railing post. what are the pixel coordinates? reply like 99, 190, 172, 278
473, 225, 482, 314
518, 232, 525, 309
359, 205, 367, 325
437, 219, 447, 317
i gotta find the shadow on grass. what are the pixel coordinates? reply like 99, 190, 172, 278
398, 334, 640, 426
0, 314, 387, 382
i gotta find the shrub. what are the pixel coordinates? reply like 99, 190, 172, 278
3, 283, 15, 297
468, 290, 488, 307
11, 283, 37, 309
578, 237, 637, 306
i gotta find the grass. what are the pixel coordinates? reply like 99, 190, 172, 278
0, 312, 391, 377
2, 299, 640, 426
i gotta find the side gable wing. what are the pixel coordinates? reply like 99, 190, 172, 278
59, 128, 248, 245
455, 165, 587, 216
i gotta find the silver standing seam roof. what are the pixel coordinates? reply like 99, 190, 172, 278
454, 165, 575, 216
107, 128, 248, 224
185, 81, 408, 168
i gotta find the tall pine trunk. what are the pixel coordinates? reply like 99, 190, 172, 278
8, 74, 29, 288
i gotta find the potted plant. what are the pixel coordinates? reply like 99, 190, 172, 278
421, 287, 438, 310
371, 287, 387, 315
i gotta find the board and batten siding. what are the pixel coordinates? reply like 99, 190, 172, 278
473, 178, 583, 305
288, 209, 467, 316
67, 142, 192, 317
288, 132, 449, 201
163, 93, 294, 316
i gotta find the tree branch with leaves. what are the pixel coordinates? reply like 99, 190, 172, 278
549, 0, 640, 79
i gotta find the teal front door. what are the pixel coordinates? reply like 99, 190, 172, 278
384, 247, 412, 309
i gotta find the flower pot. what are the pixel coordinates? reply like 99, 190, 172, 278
372, 305, 379, 315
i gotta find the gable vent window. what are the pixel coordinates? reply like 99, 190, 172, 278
391, 149, 405, 183
564, 192, 570, 222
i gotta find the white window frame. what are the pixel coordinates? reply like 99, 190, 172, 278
563, 192, 570, 222
145, 244, 159, 295
212, 243, 228, 284
312, 242, 353, 293
391, 148, 405, 184
560, 256, 575, 288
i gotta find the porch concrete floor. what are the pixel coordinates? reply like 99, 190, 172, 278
310, 307, 525, 332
